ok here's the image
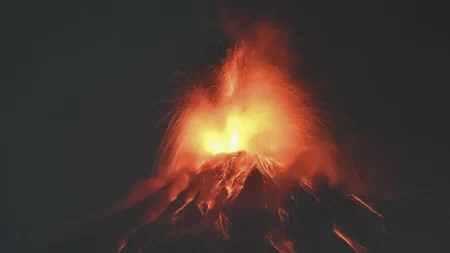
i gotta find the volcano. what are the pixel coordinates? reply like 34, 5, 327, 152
111, 24, 385, 253
44, 24, 385, 253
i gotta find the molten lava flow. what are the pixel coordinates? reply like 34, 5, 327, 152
115, 25, 385, 253
333, 225, 368, 253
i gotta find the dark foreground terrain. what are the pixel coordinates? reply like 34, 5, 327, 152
41, 171, 434, 253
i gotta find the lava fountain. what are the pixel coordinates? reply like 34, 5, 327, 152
158, 33, 318, 177
115, 24, 383, 253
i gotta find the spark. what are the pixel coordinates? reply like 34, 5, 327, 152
346, 194, 383, 218
267, 234, 295, 253
333, 225, 368, 253
215, 212, 230, 239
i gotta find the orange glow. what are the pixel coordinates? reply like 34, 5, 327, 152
150, 27, 321, 252
346, 194, 383, 218
157, 33, 316, 178
113, 25, 383, 253
333, 225, 368, 253
267, 234, 295, 253
149, 25, 338, 253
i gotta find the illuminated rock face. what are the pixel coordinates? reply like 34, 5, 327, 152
116, 169, 322, 253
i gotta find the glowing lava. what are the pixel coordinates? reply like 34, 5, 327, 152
157, 31, 316, 177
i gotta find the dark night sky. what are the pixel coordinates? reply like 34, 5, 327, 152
3, 0, 448, 252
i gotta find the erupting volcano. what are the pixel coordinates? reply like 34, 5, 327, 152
113, 24, 384, 253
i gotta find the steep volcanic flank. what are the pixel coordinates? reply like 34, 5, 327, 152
115, 152, 384, 253
43, 153, 385, 253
